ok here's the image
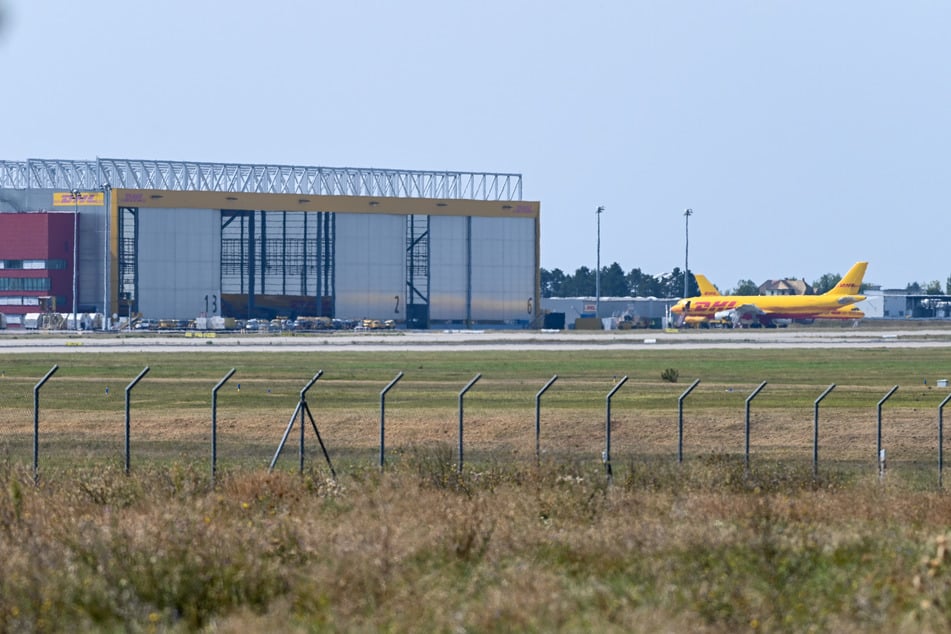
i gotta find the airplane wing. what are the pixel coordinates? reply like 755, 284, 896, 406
714, 303, 768, 327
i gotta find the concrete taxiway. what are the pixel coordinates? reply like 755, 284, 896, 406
1, 325, 950, 353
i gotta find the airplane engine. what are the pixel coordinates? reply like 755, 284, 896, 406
715, 309, 745, 328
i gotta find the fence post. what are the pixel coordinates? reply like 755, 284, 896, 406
457, 374, 482, 473
379, 371, 404, 469
939, 391, 951, 488
211, 368, 236, 487
876, 385, 899, 481
677, 379, 701, 463
604, 376, 628, 482
298, 371, 327, 475
268, 371, 326, 474
813, 384, 836, 480
535, 375, 559, 465
744, 381, 768, 472
32, 365, 59, 485
124, 366, 150, 475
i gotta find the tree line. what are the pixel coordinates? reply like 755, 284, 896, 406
541, 265, 696, 299
540, 264, 951, 299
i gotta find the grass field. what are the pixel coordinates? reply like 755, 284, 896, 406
2, 347, 950, 475
3, 345, 951, 631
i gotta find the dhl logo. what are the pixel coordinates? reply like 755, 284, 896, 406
687, 300, 737, 313
53, 191, 104, 206
836, 282, 861, 289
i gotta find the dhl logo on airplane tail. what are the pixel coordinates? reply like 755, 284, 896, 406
826, 262, 868, 295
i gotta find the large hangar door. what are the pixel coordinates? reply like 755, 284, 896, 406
137, 208, 221, 320
429, 215, 536, 325
429, 216, 467, 322
334, 213, 405, 322
470, 216, 535, 323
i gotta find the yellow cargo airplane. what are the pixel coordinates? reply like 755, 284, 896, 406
671, 261, 868, 327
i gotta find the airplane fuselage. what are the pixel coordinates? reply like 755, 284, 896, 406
670, 261, 868, 327
673, 294, 865, 319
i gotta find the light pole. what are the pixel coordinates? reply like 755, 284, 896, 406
71, 189, 80, 331
596, 205, 604, 318
683, 208, 693, 299
101, 183, 111, 331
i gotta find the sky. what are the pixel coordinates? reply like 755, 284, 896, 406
1, 1, 948, 291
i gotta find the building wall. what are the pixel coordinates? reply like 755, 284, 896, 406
137, 208, 220, 320
2, 186, 540, 327
429, 216, 467, 320
334, 213, 405, 320
0, 212, 75, 322
429, 216, 536, 323
131, 208, 535, 324
470, 216, 535, 322
542, 297, 674, 327
854, 294, 883, 319
0, 189, 108, 315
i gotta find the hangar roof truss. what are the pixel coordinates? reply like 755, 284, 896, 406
0, 158, 523, 201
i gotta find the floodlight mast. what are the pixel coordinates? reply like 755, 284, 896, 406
71, 189, 80, 331
683, 208, 693, 299
596, 206, 604, 318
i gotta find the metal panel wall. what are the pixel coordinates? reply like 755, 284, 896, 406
137, 208, 221, 319
470, 217, 535, 322
77, 206, 107, 313
429, 216, 468, 320
334, 213, 405, 321
429, 216, 536, 323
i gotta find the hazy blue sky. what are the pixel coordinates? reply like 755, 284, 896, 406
2, 1, 948, 290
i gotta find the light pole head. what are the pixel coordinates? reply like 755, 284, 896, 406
71, 188, 80, 199
597, 206, 604, 214
684, 208, 693, 217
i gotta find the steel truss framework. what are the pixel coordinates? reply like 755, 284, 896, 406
405, 215, 430, 328
221, 210, 335, 317
0, 158, 523, 201
118, 207, 138, 314
119, 207, 338, 319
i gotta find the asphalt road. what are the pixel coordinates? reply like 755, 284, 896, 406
1, 325, 951, 353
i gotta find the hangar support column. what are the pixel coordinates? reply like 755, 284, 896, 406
406, 214, 430, 328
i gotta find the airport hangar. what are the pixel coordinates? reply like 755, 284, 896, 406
0, 158, 540, 329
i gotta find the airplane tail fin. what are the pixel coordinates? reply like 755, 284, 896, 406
824, 261, 867, 295
694, 274, 721, 296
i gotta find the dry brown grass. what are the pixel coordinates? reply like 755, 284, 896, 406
2, 458, 951, 632
0, 394, 944, 479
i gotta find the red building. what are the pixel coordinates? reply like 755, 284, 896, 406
0, 212, 76, 327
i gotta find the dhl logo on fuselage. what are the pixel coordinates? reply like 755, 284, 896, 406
685, 300, 737, 314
